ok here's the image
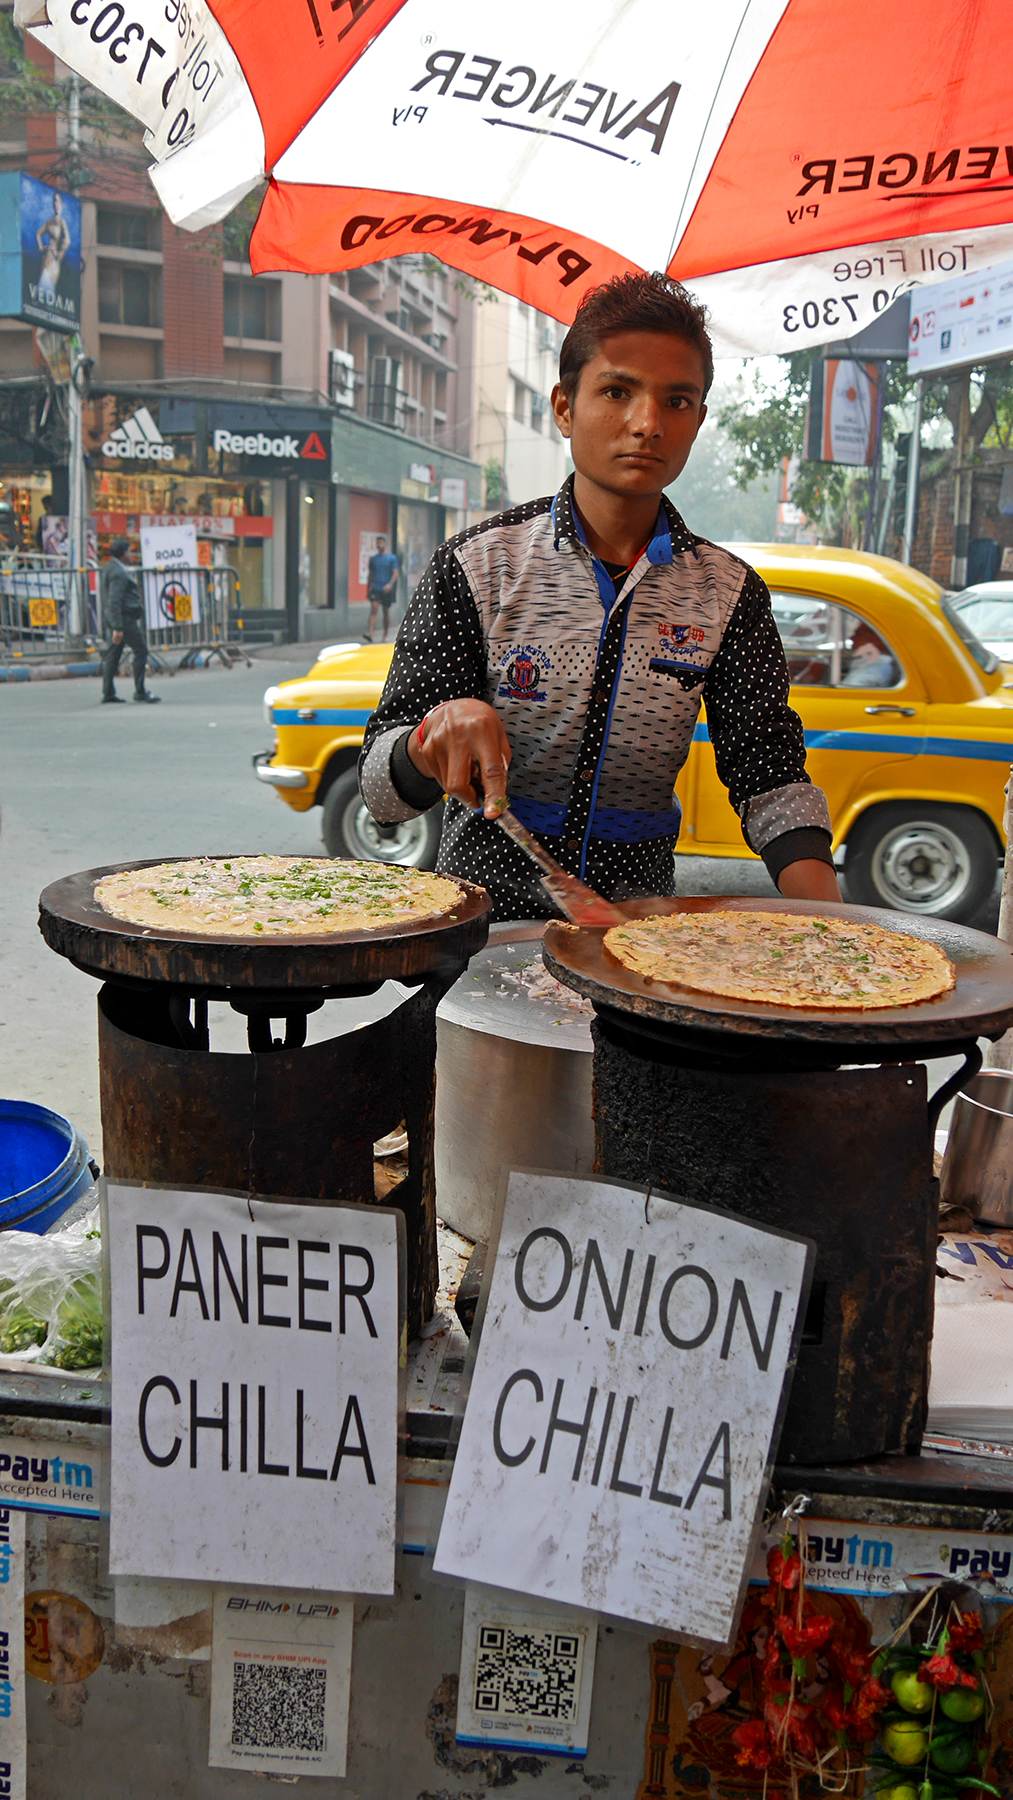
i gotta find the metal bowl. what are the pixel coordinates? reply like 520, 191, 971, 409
941, 1069, 1013, 1224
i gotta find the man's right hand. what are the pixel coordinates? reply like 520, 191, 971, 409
407, 699, 511, 816
112, 630, 124, 645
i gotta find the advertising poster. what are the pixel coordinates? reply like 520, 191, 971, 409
908, 256, 1013, 375
17, 175, 81, 333
805, 359, 878, 466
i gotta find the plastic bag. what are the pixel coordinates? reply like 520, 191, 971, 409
0, 1206, 103, 1370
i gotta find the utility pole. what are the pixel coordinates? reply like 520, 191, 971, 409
951, 368, 972, 590
900, 377, 924, 566
65, 71, 86, 642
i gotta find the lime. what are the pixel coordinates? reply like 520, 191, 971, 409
930, 1736, 974, 1774
882, 1722, 930, 1765
940, 1688, 986, 1723
892, 1670, 935, 1714
878, 1785, 920, 1800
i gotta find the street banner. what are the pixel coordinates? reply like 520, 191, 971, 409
805, 359, 878, 465
0, 173, 81, 334
434, 1172, 813, 1649
106, 1182, 402, 1593
140, 524, 201, 628
908, 255, 1013, 374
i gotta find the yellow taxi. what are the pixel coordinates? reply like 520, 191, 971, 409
255, 545, 1013, 922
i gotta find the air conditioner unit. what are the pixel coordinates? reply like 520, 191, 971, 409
330, 348, 355, 407
538, 326, 557, 353
530, 393, 550, 417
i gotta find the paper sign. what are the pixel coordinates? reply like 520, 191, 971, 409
0, 1436, 101, 1518
754, 1518, 1013, 1601
434, 1174, 812, 1647
209, 1585, 353, 1778
456, 1586, 597, 1758
107, 1184, 401, 1593
140, 524, 200, 627
0, 1509, 26, 1800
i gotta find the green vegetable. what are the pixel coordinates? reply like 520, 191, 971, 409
48, 1277, 103, 1371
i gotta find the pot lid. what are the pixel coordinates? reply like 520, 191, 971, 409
437, 927, 592, 1052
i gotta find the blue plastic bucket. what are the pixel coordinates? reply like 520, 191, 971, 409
0, 1101, 93, 1234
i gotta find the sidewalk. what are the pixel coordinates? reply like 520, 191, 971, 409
0, 635, 344, 681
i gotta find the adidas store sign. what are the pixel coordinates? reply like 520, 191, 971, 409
102, 405, 174, 463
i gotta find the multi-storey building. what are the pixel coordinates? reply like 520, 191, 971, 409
0, 35, 483, 640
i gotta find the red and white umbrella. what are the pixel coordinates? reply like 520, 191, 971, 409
20, 0, 1013, 354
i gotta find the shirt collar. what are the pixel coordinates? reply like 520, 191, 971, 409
550, 474, 696, 565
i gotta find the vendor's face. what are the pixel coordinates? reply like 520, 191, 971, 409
552, 330, 708, 501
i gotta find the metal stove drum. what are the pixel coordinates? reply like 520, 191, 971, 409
544, 896, 1013, 1468
39, 857, 491, 1339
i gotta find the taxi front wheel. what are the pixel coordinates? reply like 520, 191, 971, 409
321, 767, 443, 869
843, 802, 999, 923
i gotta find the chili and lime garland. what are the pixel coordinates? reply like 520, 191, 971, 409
732, 1529, 996, 1800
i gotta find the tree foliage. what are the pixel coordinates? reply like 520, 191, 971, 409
717, 349, 1013, 544
0, 12, 145, 187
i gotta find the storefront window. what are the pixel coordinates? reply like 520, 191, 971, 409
397, 502, 441, 603
299, 481, 330, 609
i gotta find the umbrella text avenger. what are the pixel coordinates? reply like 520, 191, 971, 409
18, 0, 1013, 353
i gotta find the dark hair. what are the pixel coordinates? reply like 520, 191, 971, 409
558, 271, 713, 402
110, 536, 130, 557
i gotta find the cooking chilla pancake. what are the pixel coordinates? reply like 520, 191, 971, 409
94, 856, 464, 939
603, 910, 955, 1011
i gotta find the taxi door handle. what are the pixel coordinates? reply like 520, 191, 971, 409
864, 704, 916, 716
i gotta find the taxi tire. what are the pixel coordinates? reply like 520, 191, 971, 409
320, 767, 443, 869
843, 802, 998, 923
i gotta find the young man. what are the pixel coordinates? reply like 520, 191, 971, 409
359, 273, 839, 920
363, 536, 400, 642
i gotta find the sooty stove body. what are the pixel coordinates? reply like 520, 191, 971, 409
545, 898, 1013, 1467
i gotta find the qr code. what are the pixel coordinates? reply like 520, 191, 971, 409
231, 1659, 327, 1752
473, 1626, 580, 1722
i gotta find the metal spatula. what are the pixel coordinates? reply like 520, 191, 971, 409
493, 805, 625, 928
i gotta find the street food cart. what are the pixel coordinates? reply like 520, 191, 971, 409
0, 864, 1010, 1798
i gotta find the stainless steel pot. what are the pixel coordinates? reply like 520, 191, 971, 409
940, 1068, 1013, 1223
434, 923, 594, 1242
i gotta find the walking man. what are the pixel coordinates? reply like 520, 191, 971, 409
101, 537, 160, 704
363, 536, 400, 642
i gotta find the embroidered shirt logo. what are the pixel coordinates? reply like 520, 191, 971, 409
658, 622, 704, 645
498, 643, 551, 703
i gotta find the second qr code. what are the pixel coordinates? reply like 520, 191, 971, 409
474, 1626, 581, 1722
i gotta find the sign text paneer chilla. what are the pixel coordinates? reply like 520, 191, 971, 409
133, 1226, 379, 1483
107, 1186, 400, 1593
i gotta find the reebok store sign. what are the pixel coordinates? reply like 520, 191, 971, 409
212, 428, 329, 464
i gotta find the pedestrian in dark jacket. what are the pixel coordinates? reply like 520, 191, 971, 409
101, 538, 160, 704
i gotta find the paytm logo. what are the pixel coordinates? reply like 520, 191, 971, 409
214, 429, 328, 460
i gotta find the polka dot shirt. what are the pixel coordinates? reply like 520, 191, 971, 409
360, 479, 832, 920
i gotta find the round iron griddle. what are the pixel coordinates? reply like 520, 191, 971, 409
542, 895, 1013, 1053
38, 856, 491, 992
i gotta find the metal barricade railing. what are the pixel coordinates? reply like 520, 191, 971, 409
138, 566, 250, 668
0, 553, 101, 662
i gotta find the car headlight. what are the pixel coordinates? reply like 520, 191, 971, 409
263, 685, 280, 727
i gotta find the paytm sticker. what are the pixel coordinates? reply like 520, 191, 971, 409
0, 1439, 101, 1519
753, 1518, 1013, 1601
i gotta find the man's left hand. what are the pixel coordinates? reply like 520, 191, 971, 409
776, 859, 842, 902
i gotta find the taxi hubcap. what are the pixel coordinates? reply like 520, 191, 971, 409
871, 821, 971, 912
341, 794, 432, 866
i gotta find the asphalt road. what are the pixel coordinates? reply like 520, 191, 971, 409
0, 657, 1001, 1164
